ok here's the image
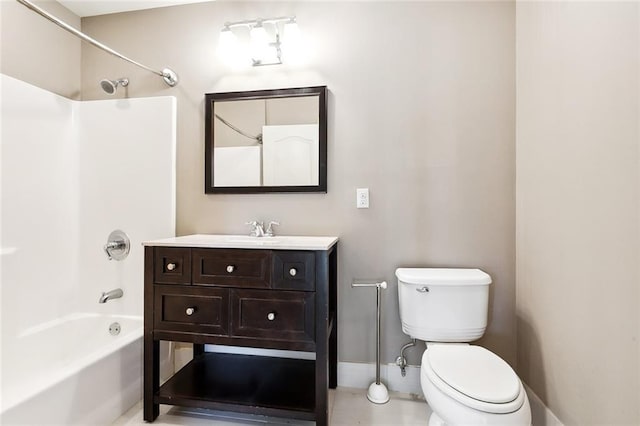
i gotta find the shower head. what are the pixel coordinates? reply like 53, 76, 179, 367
100, 78, 129, 95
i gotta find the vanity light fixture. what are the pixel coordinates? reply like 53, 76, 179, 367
219, 16, 300, 67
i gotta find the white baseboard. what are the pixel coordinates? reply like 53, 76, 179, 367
337, 361, 423, 396
524, 384, 564, 426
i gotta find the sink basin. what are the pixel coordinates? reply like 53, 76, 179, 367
143, 234, 339, 251
221, 236, 294, 245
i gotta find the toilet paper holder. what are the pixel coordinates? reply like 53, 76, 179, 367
352, 280, 389, 404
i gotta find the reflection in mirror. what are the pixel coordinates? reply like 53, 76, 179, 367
205, 86, 327, 194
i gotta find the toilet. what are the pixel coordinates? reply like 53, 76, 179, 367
396, 268, 531, 426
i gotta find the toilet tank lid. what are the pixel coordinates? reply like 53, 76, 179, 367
395, 268, 492, 286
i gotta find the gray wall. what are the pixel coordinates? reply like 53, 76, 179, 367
81, 1, 516, 366
0, 0, 81, 99
516, 2, 639, 424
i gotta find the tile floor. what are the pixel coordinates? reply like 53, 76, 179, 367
113, 388, 431, 426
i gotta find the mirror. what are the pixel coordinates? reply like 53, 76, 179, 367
205, 86, 327, 193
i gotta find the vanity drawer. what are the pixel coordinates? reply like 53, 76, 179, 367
230, 289, 314, 344
154, 285, 229, 335
272, 251, 315, 291
192, 249, 271, 288
154, 247, 191, 285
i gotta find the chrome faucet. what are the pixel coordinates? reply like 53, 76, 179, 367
103, 241, 125, 259
99, 288, 123, 304
246, 220, 280, 237
103, 230, 130, 261
265, 221, 279, 237
246, 221, 265, 237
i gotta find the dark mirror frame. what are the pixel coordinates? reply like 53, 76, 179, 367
205, 86, 328, 194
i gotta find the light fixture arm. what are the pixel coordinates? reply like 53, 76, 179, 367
224, 16, 296, 30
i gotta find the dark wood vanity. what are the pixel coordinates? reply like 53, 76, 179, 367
143, 235, 338, 425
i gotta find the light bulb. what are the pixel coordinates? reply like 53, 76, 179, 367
219, 27, 236, 47
219, 27, 250, 68
283, 21, 300, 43
282, 20, 304, 65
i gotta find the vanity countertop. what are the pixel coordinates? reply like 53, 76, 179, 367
143, 234, 339, 251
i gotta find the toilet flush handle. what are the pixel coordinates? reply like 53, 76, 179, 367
416, 286, 429, 293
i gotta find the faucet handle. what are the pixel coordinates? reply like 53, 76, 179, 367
103, 230, 130, 261
103, 244, 114, 260
245, 220, 261, 237
266, 221, 280, 237
245, 221, 257, 236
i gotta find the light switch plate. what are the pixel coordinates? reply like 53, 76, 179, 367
356, 188, 369, 208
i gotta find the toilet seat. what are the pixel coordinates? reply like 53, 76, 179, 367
422, 345, 526, 414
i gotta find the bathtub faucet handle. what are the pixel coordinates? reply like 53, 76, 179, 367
103, 230, 130, 261
103, 241, 121, 260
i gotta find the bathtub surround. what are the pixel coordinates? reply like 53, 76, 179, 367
0, 74, 176, 424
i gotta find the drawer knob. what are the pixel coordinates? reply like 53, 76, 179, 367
226, 265, 235, 273
166, 262, 176, 271
289, 268, 297, 277
185, 307, 196, 316
267, 312, 276, 321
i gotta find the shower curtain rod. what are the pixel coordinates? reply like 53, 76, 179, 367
16, 0, 178, 87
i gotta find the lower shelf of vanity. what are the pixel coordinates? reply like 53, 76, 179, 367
154, 352, 316, 421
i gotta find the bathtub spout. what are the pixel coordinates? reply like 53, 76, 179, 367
99, 288, 123, 303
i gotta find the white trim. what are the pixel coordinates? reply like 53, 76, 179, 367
337, 361, 423, 396
524, 384, 564, 426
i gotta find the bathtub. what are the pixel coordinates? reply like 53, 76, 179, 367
1, 313, 143, 425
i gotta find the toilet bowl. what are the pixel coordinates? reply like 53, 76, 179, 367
420, 344, 531, 426
396, 268, 531, 426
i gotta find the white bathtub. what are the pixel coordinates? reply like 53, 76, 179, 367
1, 313, 143, 425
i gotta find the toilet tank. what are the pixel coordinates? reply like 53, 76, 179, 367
396, 268, 491, 342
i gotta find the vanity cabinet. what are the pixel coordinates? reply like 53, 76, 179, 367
143, 236, 338, 425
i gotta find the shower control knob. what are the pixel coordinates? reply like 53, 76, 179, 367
185, 307, 196, 316
226, 265, 235, 273
166, 263, 176, 271
267, 312, 276, 321
289, 268, 297, 277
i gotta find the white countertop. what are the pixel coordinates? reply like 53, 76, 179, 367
142, 234, 339, 251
